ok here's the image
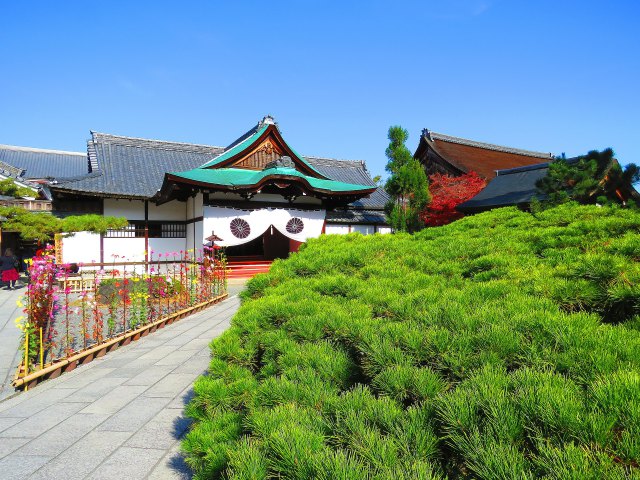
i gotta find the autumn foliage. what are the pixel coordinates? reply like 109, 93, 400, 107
421, 172, 486, 226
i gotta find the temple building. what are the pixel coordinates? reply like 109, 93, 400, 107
30, 116, 389, 263
414, 129, 554, 180
415, 129, 639, 212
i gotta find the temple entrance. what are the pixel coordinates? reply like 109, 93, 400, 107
263, 226, 290, 260
225, 235, 264, 258
224, 225, 302, 261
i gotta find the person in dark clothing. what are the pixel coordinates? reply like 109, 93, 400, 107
1, 248, 20, 290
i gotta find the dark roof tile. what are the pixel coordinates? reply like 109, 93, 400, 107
0, 144, 88, 179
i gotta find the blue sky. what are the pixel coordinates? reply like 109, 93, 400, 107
1, 1, 638, 177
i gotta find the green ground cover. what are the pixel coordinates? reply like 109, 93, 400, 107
183, 203, 640, 479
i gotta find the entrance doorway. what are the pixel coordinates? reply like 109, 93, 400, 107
224, 226, 301, 261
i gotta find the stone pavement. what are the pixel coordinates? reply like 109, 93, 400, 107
0, 287, 243, 480
0, 283, 27, 402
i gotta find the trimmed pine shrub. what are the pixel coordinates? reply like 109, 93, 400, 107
183, 203, 640, 479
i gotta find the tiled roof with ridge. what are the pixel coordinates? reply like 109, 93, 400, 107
53, 130, 387, 208
421, 130, 554, 179
0, 144, 88, 179
53, 132, 226, 198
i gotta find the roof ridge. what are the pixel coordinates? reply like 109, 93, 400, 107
90, 131, 224, 151
304, 156, 366, 165
426, 131, 553, 159
0, 144, 86, 156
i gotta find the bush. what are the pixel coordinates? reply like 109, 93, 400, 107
184, 203, 640, 478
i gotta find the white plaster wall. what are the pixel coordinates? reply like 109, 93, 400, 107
103, 238, 146, 262
352, 225, 375, 235
61, 231, 101, 264
103, 199, 145, 219
377, 227, 392, 234
148, 238, 188, 256
190, 193, 204, 218
325, 224, 350, 234
148, 200, 186, 221
194, 220, 204, 250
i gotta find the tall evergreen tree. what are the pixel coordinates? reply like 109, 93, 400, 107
384, 126, 430, 232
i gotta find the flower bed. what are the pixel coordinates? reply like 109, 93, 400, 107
14, 248, 227, 389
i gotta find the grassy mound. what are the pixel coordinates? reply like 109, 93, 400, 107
183, 204, 640, 479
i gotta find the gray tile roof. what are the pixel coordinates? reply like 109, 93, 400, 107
53, 133, 226, 199
304, 156, 389, 210
0, 144, 89, 179
457, 162, 551, 213
0, 157, 47, 197
53, 131, 387, 210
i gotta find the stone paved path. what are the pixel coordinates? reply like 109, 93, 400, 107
0, 284, 27, 402
0, 289, 241, 480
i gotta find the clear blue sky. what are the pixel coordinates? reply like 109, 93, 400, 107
1, 1, 638, 177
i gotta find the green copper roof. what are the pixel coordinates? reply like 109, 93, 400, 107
200, 125, 269, 168
169, 167, 375, 193
199, 123, 325, 177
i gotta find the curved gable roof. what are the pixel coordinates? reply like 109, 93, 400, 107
417, 130, 554, 179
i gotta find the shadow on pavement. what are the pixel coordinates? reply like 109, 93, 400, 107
167, 366, 209, 479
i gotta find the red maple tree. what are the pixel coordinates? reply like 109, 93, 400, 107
421, 172, 486, 226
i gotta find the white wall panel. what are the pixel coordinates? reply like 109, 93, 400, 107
148, 200, 186, 221
61, 231, 101, 264
148, 238, 187, 256
103, 199, 145, 219
103, 238, 146, 262
325, 224, 350, 234
352, 225, 375, 235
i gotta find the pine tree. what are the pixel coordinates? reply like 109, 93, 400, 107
384, 126, 430, 232
536, 148, 640, 206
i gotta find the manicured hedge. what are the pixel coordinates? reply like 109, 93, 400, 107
183, 204, 640, 479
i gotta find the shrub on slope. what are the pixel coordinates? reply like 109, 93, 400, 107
183, 203, 640, 479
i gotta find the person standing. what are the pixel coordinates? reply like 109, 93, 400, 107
1, 248, 20, 290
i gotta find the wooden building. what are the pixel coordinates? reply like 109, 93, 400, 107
414, 129, 554, 180
42, 116, 389, 263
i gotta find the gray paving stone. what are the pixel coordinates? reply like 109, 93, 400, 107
0, 416, 22, 433
80, 385, 147, 414
179, 337, 213, 351
89, 446, 166, 480
0, 454, 52, 480
137, 345, 180, 362
144, 373, 197, 398
48, 367, 116, 390
154, 349, 198, 366
96, 395, 170, 432
59, 376, 129, 403
125, 407, 190, 450
167, 385, 196, 409
0, 436, 29, 459
15, 412, 108, 456
0, 401, 88, 438
172, 359, 208, 375
0, 387, 75, 417
124, 365, 175, 386
147, 442, 191, 480
28, 430, 131, 480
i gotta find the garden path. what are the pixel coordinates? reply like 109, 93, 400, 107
0, 285, 243, 480
0, 285, 27, 402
